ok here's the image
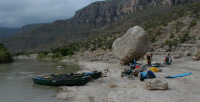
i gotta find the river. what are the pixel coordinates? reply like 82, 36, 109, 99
0, 59, 80, 102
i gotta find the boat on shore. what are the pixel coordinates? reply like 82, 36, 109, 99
51, 71, 102, 80
32, 76, 90, 86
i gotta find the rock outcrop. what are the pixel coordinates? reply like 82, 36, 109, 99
112, 26, 149, 64
54, 0, 200, 25
146, 79, 168, 90
174, 52, 184, 59
192, 41, 200, 60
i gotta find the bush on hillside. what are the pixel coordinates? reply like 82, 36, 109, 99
37, 51, 49, 59
165, 39, 178, 47
189, 20, 197, 28
0, 43, 13, 64
52, 47, 74, 57
170, 33, 174, 39
180, 31, 189, 43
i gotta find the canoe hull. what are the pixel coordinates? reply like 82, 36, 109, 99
32, 77, 89, 86
51, 71, 102, 80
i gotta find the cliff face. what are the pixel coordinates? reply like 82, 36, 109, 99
55, 0, 198, 24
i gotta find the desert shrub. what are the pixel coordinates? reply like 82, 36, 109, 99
189, 20, 197, 28
50, 53, 63, 59
175, 21, 181, 33
106, 39, 115, 49
165, 39, 178, 47
52, 47, 74, 56
90, 46, 96, 51
180, 31, 189, 43
170, 33, 174, 39
37, 51, 49, 59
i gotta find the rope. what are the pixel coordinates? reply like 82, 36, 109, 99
88, 76, 95, 81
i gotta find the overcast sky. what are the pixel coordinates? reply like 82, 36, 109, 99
0, 0, 103, 28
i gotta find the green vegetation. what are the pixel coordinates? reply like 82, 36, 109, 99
189, 20, 197, 28
165, 39, 178, 47
180, 31, 190, 43
37, 47, 75, 59
0, 43, 13, 64
170, 33, 175, 39
37, 51, 49, 59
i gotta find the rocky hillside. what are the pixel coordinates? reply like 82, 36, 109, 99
20, 23, 46, 32
0, 27, 20, 39
1, 0, 200, 53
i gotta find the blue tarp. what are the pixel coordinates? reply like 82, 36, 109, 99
140, 70, 156, 79
147, 70, 156, 78
140, 72, 148, 79
165, 72, 192, 78
84, 72, 94, 76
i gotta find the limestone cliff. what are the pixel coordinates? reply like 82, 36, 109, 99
55, 0, 198, 24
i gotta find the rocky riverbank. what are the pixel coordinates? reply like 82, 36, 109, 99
54, 55, 200, 102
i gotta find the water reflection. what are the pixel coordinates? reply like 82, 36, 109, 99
0, 59, 80, 102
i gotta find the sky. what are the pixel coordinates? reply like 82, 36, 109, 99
0, 0, 103, 28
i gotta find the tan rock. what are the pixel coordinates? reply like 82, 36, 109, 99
193, 41, 200, 60
146, 79, 168, 90
112, 26, 149, 64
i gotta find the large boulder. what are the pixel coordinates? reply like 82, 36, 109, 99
146, 79, 168, 90
193, 41, 200, 60
112, 26, 149, 64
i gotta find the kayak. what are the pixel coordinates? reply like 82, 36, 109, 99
51, 71, 102, 80
32, 76, 90, 86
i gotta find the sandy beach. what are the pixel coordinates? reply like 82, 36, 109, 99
54, 55, 200, 102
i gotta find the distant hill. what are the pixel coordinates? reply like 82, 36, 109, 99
1, 0, 200, 53
0, 27, 20, 39
20, 23, 48, 32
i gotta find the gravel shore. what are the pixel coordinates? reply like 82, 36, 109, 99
54, 55, 200, 102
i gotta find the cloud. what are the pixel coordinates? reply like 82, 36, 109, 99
0, 0, 103, 28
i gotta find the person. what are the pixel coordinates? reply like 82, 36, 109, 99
146, 53, 152, 66
165, 53, 172, 65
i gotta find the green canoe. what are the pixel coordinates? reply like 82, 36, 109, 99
32, 76, 90, 86
51, 71, 102, 80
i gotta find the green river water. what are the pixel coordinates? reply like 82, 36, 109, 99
0, 59, 80, 102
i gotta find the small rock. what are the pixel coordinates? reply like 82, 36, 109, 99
184, 51, 191, 56
174, 53, 183, 59
146, 79, 168, 90
57, 66, 64, 68
165, 48, 172, 52
193, 41, 200, 60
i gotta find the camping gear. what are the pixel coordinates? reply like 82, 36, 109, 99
150, 67, 162, 72
165, 72, 191, 78
139, 72, 148, 79
151, 62, 161, 67
139, 70, 156, 81
135, 66, 140, 69
121, 69, 132, 78
51, 71, 102, 80
147, 70, 156, 78
32, 76, 90, 86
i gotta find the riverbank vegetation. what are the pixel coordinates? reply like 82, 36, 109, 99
37, 47, 74, 59
0, 43, 13, 64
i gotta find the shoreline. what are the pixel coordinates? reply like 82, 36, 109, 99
54, 55, 200, 102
